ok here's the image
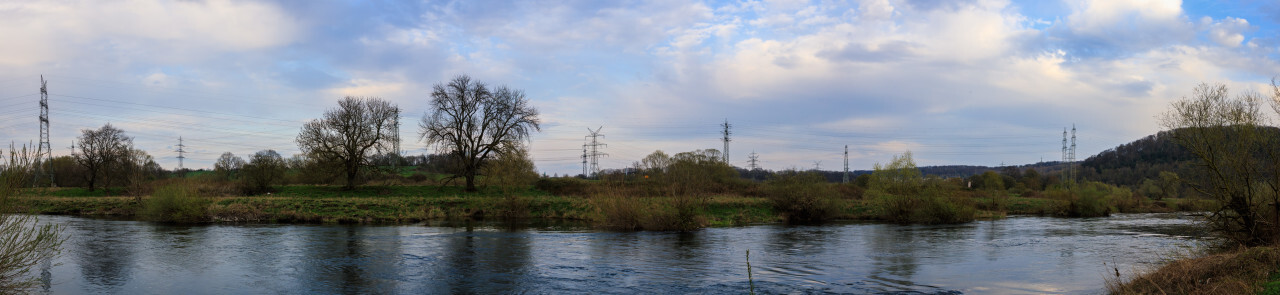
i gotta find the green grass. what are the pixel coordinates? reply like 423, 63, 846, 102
7, 184, 1218, 228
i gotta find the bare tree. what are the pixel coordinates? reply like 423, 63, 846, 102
1159, 83, 1274, 246
73, 124, 132, 192
420, 75, 541, 192
213, 152, 245, 180
297, 96, 400, 190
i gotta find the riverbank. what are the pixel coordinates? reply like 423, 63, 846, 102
7, 184, 1213, 228
1108, 246, 1280, 294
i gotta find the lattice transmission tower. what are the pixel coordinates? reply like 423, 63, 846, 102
583, 126, 607, 177
1061, 125, 1078, 188
843, 145, 850, 183
176, 137, 186, 170
721, 119, 731, 163
34, 75, 52, 187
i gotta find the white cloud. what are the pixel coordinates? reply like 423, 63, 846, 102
0, 0, 299, 67
1207, 17, 1251, 48
1057, 0, 1194, 54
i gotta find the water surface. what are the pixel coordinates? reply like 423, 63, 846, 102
33, 213, 1208, 294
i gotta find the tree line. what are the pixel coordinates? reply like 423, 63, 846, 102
27, 74, 540, 194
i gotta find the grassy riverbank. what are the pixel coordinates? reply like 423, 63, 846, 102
6, 181, 1213, 228
1108, 246, 1280, 294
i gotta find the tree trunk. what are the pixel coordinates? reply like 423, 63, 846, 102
465, 174, 477, 192
345, 166, 357, 190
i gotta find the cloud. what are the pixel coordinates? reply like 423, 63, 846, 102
1207, 16, 1251, 48
0, 0, 299, 67
1, 0, 1277, 174
1052, 0, 1193, 58
818, 41, 921, 62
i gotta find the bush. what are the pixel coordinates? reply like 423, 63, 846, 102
1045, 182, 1118, 217
910, 191, 976, 225
872, 184, 976, 224
766, 171, 841, 224
592, 193, 706, 231
240, 150, 286, 195
143, 182, 209, 223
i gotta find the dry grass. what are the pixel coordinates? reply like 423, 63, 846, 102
1108, 246, 1280, 294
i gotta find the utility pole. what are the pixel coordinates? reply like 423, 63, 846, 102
843, 145, 850, 183
721, 119, 732, 163
813, 161, 821, 171
34, 75, 52, 187
176, 137, 186, 171
584, 126, 607, 178
748, 150, 760, 171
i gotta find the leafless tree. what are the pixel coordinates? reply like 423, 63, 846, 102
420, 75, 540, 192
1160, 83, 1274, 246
73, 124, 132, 191
213, 152, 245, 180
297, 96, 400, 190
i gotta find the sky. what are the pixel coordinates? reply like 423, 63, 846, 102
0, 0, 1278, 176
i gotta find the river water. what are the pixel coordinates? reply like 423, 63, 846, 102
30, 213, 1208, 294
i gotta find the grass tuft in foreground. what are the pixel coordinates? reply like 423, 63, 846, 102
1108, 246, 1280, 294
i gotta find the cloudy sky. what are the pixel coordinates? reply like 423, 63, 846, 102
0, 0, 1277, 175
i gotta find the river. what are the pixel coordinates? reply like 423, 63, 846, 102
29, 213, 1208, 294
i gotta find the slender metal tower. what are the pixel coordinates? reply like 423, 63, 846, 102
391, 115, 401, 171
1069, 125, 1077, 183
1061, 127, 1069, 186
813, 161, 821, 171
35, 75, 52, 187
176, 137, 186, 170
843, 145, 850, 183
584, 126, 607, 177
748, 150, 760, 170
721, 119, 732, 163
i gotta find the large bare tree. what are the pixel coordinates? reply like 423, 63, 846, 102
1160, 83, 1274, 246
297, 96, 400, 190
74, 124, 132, 191
420, 75, 540, 192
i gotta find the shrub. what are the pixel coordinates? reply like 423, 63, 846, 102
1046, 182, 1116, 217
873, 184, 976, 224
766, 171, 841, 224
592, 193, 705, 231
641, 195, 706, 231
909, 191, 976, 225
592, 194, 645, 230
240, 150, 286, 195
143, 182, 209, 223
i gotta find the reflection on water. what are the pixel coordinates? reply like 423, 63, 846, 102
34, 213, 1207, 294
